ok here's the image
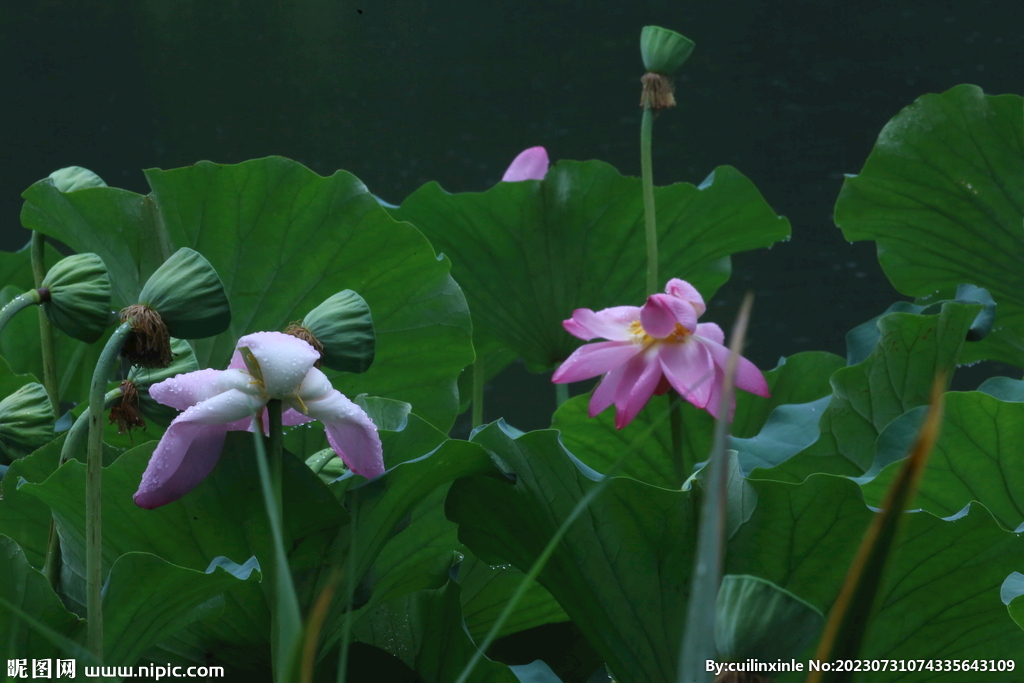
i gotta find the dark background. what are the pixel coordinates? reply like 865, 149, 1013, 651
3, 0, 1021, 433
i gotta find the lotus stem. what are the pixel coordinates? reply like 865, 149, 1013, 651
337, 504, 358, 683
641, 107, 658, 296
31, 232, 60, 415
555, 381, 569, 409
0, 290, 42, 336
668, 391, 684, 487
85, 320, 134, 661
43, 389, 121, 589
472, 357, 484, 429
253, 398, 302, 681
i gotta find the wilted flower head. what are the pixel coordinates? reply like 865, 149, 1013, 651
552, 278, 769, 428
134, 331, 384, 508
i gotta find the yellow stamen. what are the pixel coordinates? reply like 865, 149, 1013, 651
294, 394, 309, 415
628, 320, 692, 344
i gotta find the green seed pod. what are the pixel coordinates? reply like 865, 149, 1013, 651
640, 26, 695, 75
137, 248, 232, 339
0, 383, 55, 461
288, 290, 375, 373
39, 253, 112, 344
48, 166, 108, 192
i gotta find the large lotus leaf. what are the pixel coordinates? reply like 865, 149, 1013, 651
319, 437, 495, 652
102, 553, 260, 666
352, 579, 518, 683
20, 433, 343, 669
761, 301, 980, 483
731, 478, 1024, 681
0, 534, 83, 659
0, 284, 118, 409
835, 84, 1024, 367
860, 383, 1024, 531
0, 352, 40, 404
21, 157, 474, 431
551, 351, 842, 489
392, 160, 789, 371
0, 435, 65, 567
457, 553, 569, 644
448, 424, 698, 683
448, 424, 1024, 683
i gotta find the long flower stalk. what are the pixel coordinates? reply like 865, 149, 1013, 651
43, 389, 121, 589
641, 107, 658, 297
0, 290, 43, 334
253, 398, 302, 682
85, 320, 133, 661
471, 357, 484, 429
31, 232, 60, 415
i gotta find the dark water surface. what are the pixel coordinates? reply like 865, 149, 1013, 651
3, 0, 1021, 432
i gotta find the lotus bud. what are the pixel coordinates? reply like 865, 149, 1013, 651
121, 248, 231, 368
48, 166, 108, 192
639, 26, 695, 110
0, 383, 55, 461
285, 290, 375, 373
38, 253, 111, 344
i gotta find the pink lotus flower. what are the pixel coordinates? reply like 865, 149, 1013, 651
501, 146, 549, 181
134, 331, 384, 509
552, 279, 770, 428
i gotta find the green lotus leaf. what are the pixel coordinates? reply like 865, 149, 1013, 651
0, 534, 83, 660
39, 253, 111, 344
19, 435, 339, 669
763, 301, 981, 483
448, 424, 1024, 683
860, 383, 1024, 531
552, 351, 841, 488
352, 579, 519, 683
102, 553, 260, 666
714, 575, 823, 663
301, 289, 374, 373
836, 84, 1024, 367
137, 247, 231, 339
22, 157, 473, 431
392, 160, 788, 372
458, 553, 569, 644
48, 166, 107, 192
0, 383, 54, 462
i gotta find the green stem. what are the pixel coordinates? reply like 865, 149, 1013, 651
85, 321, 133, 662
555, 381, 569, 409
0, 290, 42, 335
454, 399, 673, 683
337, 504, 358, 683
31, 232, 60, 415
254, 399, 302, 682
43, 389, 122, 589
471, 357, 484, 429
668, 391, 684, 487
641, 107, 658, 296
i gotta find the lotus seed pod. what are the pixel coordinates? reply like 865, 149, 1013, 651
0, 383, 55, 461
39, 253, 111, 344
289, 290, 375, 373
137, 248, 232, 340
640, 26, 695, 75
48, 166, 108, 192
